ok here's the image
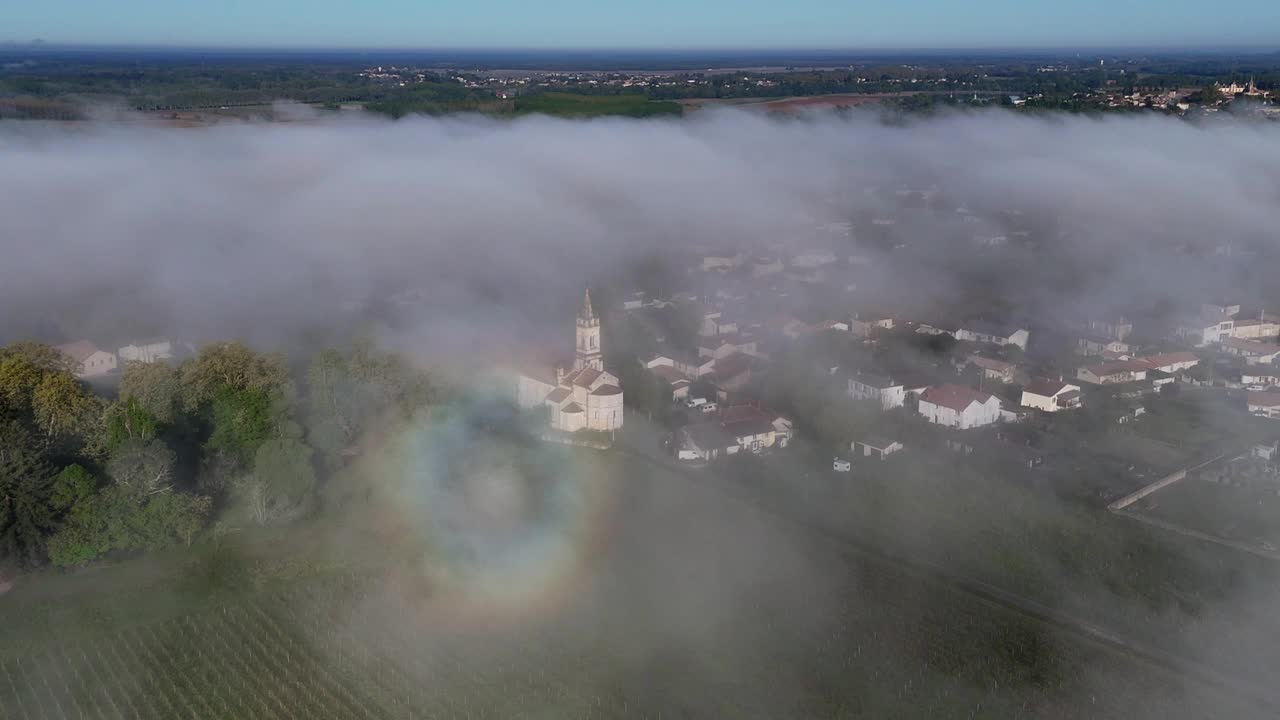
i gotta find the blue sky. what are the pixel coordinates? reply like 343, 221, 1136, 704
4, 0, 1278, 48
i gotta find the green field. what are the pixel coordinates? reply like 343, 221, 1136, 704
0, 443, 1272, 719
0, 550, 1256, 719
514, 93, 683, 118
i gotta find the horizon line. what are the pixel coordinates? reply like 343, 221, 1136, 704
3, 41, 1279, 55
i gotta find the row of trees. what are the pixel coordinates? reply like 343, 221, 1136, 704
0, 338, 437, 571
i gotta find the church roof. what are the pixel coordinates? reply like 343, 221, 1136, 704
562, 402, 584, 413
546, 387, 572, 404
568, 367, 603, 388
580, 288, 596, 322
591, 384, 622, 396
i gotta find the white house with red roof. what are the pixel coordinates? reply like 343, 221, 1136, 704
1020, 379, 1082, 412
1136, 352, 1200, 374
1247, 390, 1280, 419
917, 384, 1001, 429
517, 291, 624, 433
55, 340, 117, 378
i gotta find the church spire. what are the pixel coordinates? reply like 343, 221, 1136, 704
573, 287, 603, 372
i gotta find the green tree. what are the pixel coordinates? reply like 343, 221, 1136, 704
304, 340, 434, 465
179, 342, 292, 413
206, 386, 276, 465
119, 361, 181, 424
0, 342, 71, 373
240, 438, 316, 525
31, 372, 99, 439
107, 439, 176, 498
0, 421, 56, 567
0, 355, 46, 416
103, 397, 160, 451
50, 464, 95, 510
47, 484, 211, 567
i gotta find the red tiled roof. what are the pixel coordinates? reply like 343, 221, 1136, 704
970, 355, 1014, 372
710, 352, 757, 380
1138, 352, 1198, 368
561, 402, 584, 413
546, 387, 571, 404
650, 365, 690, 384
1082, 360, 1149, 376
591, 384, 622, 396
56, 340, 101, 364
720, 404, 767, 424
1222, 338, 1280, 354
1024, 378, 1070, 397
920, 384, 995, 412
723, 417, 776, 439
1248, 392, 1280, 408
568, 367, 602, 388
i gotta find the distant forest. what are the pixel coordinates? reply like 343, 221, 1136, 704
1, 48, 1278, 120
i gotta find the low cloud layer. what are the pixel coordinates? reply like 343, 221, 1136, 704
6, 107, 1280, 716
2, 109, 1278, 352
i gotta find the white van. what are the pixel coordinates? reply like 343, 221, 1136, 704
699, 402, 718, 413
832, 458, 852, 472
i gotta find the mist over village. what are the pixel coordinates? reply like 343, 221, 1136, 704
4, 40, 1280, 720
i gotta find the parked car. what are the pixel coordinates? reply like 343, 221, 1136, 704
832, 458, 852, 472
699, 402, 718, 413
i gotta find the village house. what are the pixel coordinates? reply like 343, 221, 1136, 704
914, 323, 955, 337
782, 317, 849, 338
853, 434, 904, 460
704, 352, 762, 392
917, 384, 1002, 430
1247, 390, 1280, 419
721, 414, 781, 453
848, 311, 895, 338
1078, 336, 1131, 357
1020, 379, 1082, 412
1137, 352, 1200, 374
675, 405, 791, 460
676, 423, 738, 461
1077, 360, 1149, 385
1087, 315, 1133, 342
1148, 370, 1176, 391
697, 335, 758, 360
649, 365, 693, 400
1241, 371, 1280, 389
699, 308, 740, 337
967, 355, 1017, 383
847, 372, 906, 410
1222, 318, 1280, 342
56, 340, 117, 378
516, 291, 624, 433
117, 339, 176, 364
621, 292, 648, 311
954, 321, 1030, 350
1176, 306, 1280, 346
646, 348, 715, 378
1219, 338, 1280, 365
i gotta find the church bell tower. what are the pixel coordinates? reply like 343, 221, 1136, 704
574, 289, 603, 372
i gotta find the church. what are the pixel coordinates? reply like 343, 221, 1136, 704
517, 290, 625, 432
